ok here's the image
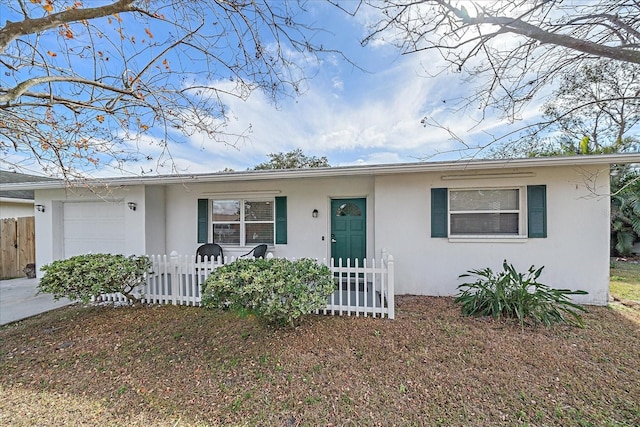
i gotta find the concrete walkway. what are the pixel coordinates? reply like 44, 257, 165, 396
0, 277, 74, 326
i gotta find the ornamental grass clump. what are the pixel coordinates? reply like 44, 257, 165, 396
201, 258, 334, 327
455, 260, 588, 327
38, 253, 151, 303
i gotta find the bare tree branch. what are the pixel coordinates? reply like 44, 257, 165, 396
1, 0, 346, 180
353, 0, 640, 162
0, 0, 137, 54
360, 0, 640, 126
461, 15, 640, 64
0, 75, 136, 104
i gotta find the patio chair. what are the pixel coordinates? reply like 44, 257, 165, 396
240, 244, 268, 259
195, 243, 224, 297
196, 243, 224, 264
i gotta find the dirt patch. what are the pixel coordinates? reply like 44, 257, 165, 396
1, 296, 639, 426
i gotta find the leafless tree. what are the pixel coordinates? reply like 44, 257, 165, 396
488, 60, 640, 158
0, 0, 339, 179
358, 0, 640, 152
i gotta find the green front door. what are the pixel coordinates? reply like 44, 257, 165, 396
331, 198, 366, 266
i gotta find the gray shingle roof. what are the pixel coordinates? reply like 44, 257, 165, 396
0, 171, 58, 200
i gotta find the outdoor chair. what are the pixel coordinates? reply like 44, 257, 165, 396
196, 243, 224, 296
196, 243, 224, 264
240, 244, 268, 259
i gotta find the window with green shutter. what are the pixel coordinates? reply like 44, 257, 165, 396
430, 186, 547, 238
527, 185, 547, 238
431, 188, 448, 237
197, 197, 287, 245
197, 199, 209, 243
275, 196, 287, 244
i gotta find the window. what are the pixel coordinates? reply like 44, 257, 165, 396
335, 202, 362, 216
197, 196, 287, 245
449, 189, 521, 235
211, 199, 274, 245
431, 186, 547, 238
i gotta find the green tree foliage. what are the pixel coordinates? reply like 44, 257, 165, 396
611, 168, 640, 256
38, 254, 151, 303
201, 258, 334, 327
455, 261, 588, 327
253, 149, 330, 170
485, 61, 640, 256
489, 60, 640, 159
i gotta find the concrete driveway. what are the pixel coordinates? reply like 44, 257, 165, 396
0, 277, 74, 325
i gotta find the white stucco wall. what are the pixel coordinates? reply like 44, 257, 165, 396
29, 163, 613, 304
0, 199, 34, 219
373, 165, 611, 305
163, 176, 375, 261
33, 186, 147, 277
144, 185, 166, 255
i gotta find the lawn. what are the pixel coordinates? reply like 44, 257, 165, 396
610, 259, 640, 303
1, 293, 639, 426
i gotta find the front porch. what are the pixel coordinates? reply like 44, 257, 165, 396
98, 250, 395, 319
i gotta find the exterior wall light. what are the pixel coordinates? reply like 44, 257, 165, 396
312, 209, 318, 218
127, 202, 137, 211
35, 204, 45, 213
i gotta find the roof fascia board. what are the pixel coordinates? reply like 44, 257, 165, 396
4, 153, 640, 190
0, 197, 35, 204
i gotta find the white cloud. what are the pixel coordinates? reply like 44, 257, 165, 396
194, 49, 462, 166
346, 151, 406, 166
332, 76, 344, 91
7, 2, 554, 179
103, 59, 521, 175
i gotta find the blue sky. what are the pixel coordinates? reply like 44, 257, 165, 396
126, 1, 543, 176
3, 1, 550, 177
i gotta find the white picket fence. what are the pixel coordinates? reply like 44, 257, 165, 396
97, 250, 395, 319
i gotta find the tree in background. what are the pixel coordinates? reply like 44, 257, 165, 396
483, 60, 640, 256
356, 1, 640, 253
0, 1, 340, 179
358, 0, 640, 152
611, 167, 640, 256
253, 149, 329, 170
488, 60, 640, 159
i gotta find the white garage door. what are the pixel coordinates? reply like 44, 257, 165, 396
63, 201, 126, 258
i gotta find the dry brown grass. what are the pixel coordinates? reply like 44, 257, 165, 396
1, 296, 639, 426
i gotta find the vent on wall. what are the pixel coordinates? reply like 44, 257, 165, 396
441, 172, 536, 181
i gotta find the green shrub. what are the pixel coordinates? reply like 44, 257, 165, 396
39, 254, 151, 303
201, 258, 334, 327
610, 167, 640, 256
454, 260, 588, 327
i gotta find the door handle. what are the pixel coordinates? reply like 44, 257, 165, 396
331, 239, 336, 243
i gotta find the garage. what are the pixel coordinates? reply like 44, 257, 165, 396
63, 201, 126, 258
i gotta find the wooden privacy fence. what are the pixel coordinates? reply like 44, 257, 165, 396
0, 216, 35, 279
98, 250, 395, 319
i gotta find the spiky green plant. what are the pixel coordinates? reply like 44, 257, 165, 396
455, 261, 588, 327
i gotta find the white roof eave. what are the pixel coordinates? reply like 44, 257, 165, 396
0, 197, 34, 204
4, 153, 640, 191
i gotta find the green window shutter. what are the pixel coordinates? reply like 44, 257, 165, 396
431, 188, 448, 238
197, 199, 209, 243
527, 185, 547, 238
275, 196, 287, 244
